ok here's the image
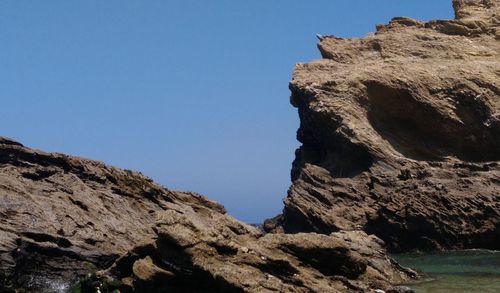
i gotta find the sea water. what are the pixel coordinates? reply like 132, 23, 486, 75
393, 250, 500, 293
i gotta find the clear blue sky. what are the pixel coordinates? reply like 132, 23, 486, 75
0, 1, 453, 223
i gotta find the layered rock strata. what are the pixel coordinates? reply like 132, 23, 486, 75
265, 0, 500, 252
0, 137, 414, 292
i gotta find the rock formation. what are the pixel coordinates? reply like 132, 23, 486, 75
265, 0, 500, 252
0, 137, 414, 292
2, 0, 498, 292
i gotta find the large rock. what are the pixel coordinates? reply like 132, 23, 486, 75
101, 211, 416, 292
265, 0, 500, 252
0, 138, 414, 292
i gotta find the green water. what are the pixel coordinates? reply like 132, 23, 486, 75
394, 250, 500, 293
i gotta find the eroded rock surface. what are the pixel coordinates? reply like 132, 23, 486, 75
0, 138, 414, 292
265, 0, 500, 252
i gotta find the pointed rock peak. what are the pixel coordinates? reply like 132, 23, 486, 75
453, 0, 498, 20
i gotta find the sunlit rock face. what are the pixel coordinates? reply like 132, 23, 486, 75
266, 0, 500, 252
0, 138, 414, 292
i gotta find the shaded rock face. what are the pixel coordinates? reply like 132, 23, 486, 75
266, 0, 500, 252
0, 138, 414, 292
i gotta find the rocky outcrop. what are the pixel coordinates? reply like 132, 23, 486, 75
3, 1, 497, 291
100, 211, 415, 292
265, 0, 500, 252
0, 137, 414, 292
